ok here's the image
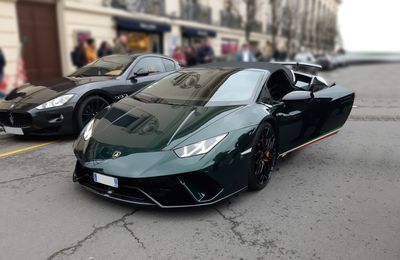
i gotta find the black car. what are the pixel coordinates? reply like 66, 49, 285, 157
0, 54, 180, 136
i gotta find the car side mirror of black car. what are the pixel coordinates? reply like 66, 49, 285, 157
282, 91, 314, 104
130, 69, 150, 80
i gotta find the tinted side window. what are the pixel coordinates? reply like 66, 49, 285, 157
311, 78, 328, 92
294, 74, 312, 90
162, 58, 176, 72
132, 57, 165, 75
258, 82, 274, 104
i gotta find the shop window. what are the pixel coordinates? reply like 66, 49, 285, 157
221, 39, 238, 55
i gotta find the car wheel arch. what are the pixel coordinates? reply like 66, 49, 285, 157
260, 117, 280, 151
73, 91, 113, 129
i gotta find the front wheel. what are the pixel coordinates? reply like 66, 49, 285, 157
76, 95, 109, 130
248, 122, 278, 191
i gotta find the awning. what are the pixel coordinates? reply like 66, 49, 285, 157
115, 17, 171, 33
181, 26, 217, 38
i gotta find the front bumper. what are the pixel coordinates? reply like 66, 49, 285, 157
0, 105, 77, 136
73, 160, 247, 208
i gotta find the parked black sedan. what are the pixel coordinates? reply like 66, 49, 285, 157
0, 54, 180, 135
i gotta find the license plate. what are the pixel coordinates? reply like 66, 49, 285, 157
93, 172, 118, 188
3, 126, 24, 135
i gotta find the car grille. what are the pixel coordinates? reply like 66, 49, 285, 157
0, 111, 32, 128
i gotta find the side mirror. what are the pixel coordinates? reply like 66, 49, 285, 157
130, 69, 150, 79
282, 91, 313, 104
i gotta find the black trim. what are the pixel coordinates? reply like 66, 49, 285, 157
181, 26, 217, 38
115, 17, 171, 33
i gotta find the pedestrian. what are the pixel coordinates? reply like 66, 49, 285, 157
197, 38, 215, 64
97, 41, 112, 58
185, 46, 198, 66
235, 43, 257, 62
0, 47, 6, 84
112, 35, 128, 54
0, 47, 5, 98
71, 40, 87, 69
85, 38, 97, 63
172, 46, 186, 66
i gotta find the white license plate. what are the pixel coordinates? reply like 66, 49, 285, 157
3, 126, 24, 135
93, 172, 118, 188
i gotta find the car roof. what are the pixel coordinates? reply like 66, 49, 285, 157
194, 62, 294, 82
129, 53, 173, 59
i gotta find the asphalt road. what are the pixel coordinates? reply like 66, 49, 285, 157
0, 63, 399, 260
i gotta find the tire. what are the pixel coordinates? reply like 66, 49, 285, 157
248, 122, 278, 191
76, 95, 109, 130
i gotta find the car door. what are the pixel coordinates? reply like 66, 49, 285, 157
126, 57, 170, 95
308, 77, 354, 137
259, 70, 308, 153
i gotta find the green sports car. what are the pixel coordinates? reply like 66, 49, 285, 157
72, 62, 354, 208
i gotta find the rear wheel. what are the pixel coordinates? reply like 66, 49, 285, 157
76, 95, 109, 130
248, 122, 278, 191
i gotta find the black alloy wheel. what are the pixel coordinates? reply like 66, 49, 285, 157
248, 122, 277, 190
77, 95, 109, 130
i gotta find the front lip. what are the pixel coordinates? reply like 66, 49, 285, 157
73, 161, 248, 208
79, 184, 247, 208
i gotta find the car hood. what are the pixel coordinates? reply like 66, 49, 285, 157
4, 77, 110, 105
79, 96, 242, 162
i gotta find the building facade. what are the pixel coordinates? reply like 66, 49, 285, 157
0, 0, 341, 90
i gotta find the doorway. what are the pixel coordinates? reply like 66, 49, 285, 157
16, 1, 62, 82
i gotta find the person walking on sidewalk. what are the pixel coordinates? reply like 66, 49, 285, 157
71, 41, 87, 69
0, 47, 6, 83
112, 35, 129, 54
85, 38, 98, 63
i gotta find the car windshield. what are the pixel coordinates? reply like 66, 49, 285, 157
70, 55, 135, 77
134, 68, 266, 106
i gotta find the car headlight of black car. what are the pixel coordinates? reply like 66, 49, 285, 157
36, 94, 74, 110
174, 133, 228, 158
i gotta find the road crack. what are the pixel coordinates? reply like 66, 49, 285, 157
47, 209, 139, 259
122, 219, 146, 249
213, 206, 247, 245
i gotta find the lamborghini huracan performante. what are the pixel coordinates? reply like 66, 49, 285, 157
73, 62, 354, 208
0, 54, 179, 136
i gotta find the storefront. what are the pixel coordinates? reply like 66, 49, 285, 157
221, 38, 238, 55
181, 26, 217, 47
114, 17, 171, 53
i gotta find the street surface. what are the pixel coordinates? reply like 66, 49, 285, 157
0, 63, 399, 260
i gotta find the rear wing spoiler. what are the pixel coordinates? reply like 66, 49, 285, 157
271, 61, 322, 71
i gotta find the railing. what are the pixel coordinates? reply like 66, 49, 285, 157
251, 20, 263, 33
180, 1, 212, 24
220, 11, 242, 29
106, 0, 166, 16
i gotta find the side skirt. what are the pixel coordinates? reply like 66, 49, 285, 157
279, 127, 341, 158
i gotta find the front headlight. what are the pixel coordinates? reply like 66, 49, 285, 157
36, 94, 74, 110
174, 133, 228, 158
83, 119, 95, 141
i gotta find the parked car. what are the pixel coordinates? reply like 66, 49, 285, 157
316, 54, 335, 70
332, 54, 347, 67
73, 62, 355, 208
294, 52, 317, 63
0, 54, 180, 136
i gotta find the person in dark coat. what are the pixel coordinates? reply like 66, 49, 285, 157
197, 38, 215, 64
71, 41, 87, 69
97, 41, 112, 58
0, 48, 6, 83
185, 46, 198, 66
